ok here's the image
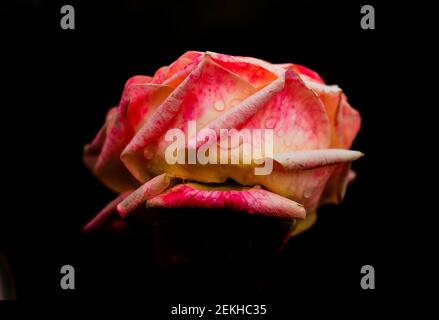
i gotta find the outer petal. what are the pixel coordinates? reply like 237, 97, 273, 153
336, 94, 361, 149
271, 149, 363, 170
83, 106, 139, 192
301, 77, 361, 149
147, 183, 306, 219
83, 76, 173, 192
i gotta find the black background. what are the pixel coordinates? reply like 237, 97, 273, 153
0, 0, 427, 315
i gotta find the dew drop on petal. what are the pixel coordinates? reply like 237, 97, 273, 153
304, 188, 313, 199
214, 100, 226, 111
265, 117, 278, 129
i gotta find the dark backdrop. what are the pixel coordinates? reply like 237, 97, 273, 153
0, 0, 423, 314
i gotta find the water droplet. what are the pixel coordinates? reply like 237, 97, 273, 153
304, 189, 313, 199
265, 117, 278, 129
214, 100, 225, 111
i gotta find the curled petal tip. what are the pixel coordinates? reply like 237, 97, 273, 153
117, 173, 172, 217
273, 149, 363, 171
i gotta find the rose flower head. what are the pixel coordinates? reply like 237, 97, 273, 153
84, 51, 362, 236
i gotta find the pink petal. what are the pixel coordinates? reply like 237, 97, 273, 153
208, 51, 278, 89
336, 94, 361, 149
147, 183, 306, 219
83, 77, 173, 192
83, 106, 139, 192
277, 63, 325, 84
117, 173, 173, 217
301, 78, 361, 149
126, 84, 174, 131
151, 51, 203, 87
272, 149, 363, 170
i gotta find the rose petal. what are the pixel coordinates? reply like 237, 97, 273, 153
83, 106, 139, 192
117, 173, 173, 217
126, 84, 174, 131
152, 51, 203, 87
208, 51, 278, 89
271, 149, 363, 170
83, 76, 173, 192
301, 77, 361, 149
277, 63, 325, 84
147, 183, 306, 219
336, 94, 361, 149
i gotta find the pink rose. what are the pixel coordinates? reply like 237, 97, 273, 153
84, 51, 362, 235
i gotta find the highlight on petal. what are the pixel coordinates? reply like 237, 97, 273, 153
147, 183, 306, 220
